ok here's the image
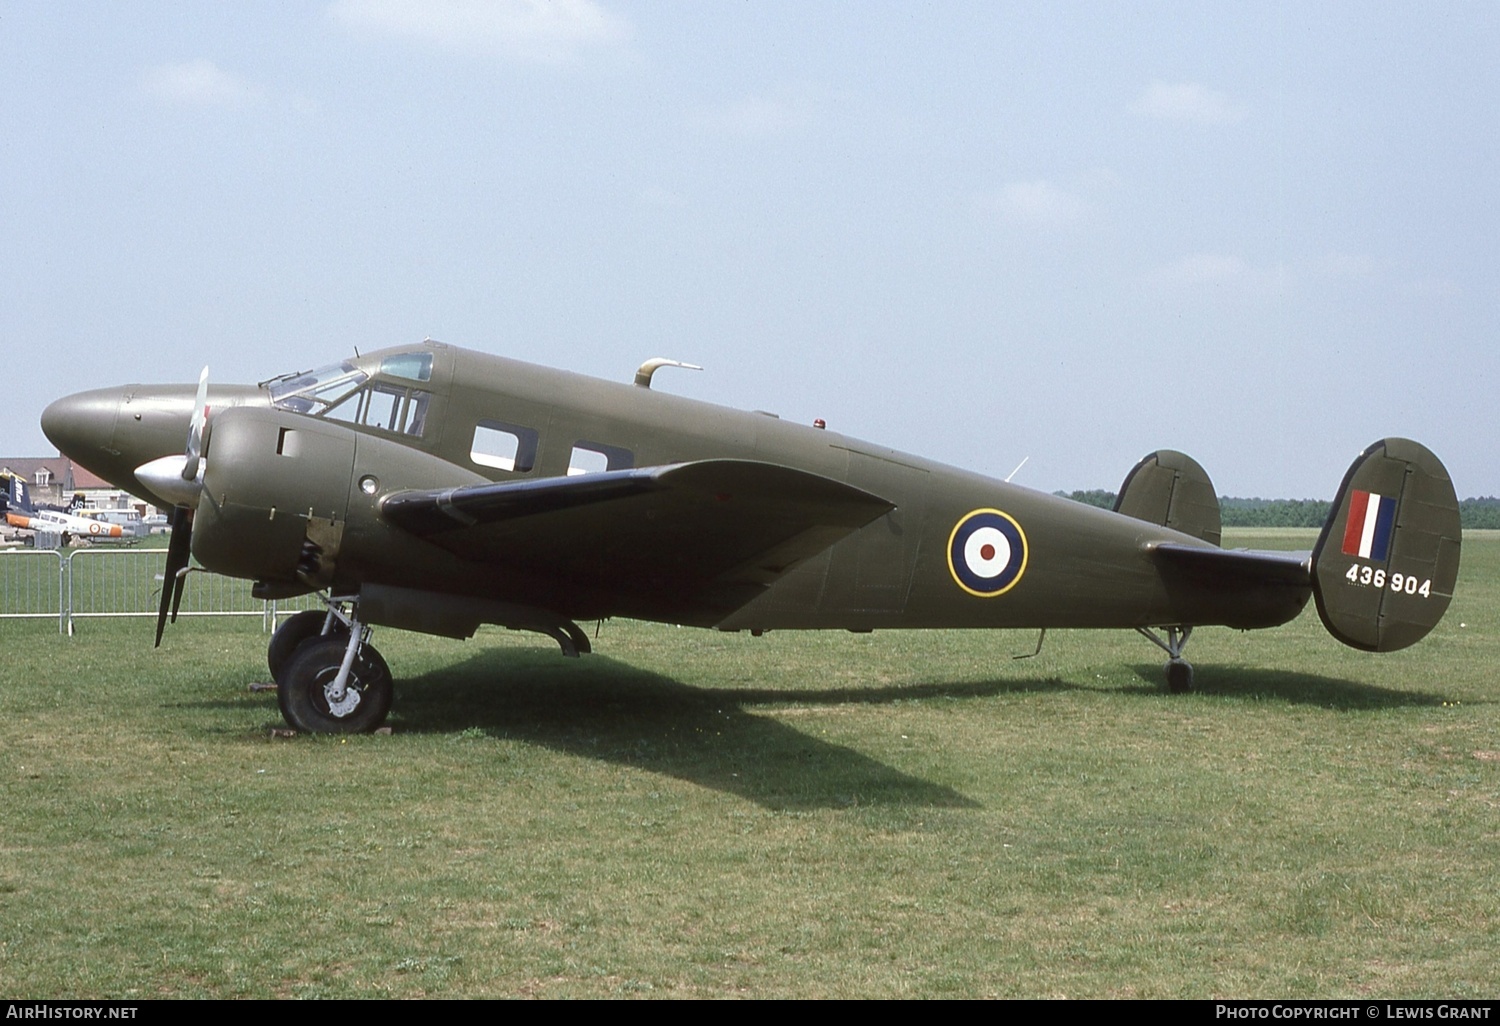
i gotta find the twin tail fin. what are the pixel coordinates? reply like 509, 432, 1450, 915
1121, 439, 1461, 652
1311, 438, 1461, 652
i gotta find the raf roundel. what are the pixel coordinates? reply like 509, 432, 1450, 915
947, 508, 1028, 597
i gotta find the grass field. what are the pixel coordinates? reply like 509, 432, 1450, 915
1, 529, 1495, 998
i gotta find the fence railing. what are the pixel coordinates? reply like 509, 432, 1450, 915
0, 548, 67, 631
0, 547, 322, 634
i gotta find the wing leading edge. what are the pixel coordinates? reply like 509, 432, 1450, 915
379, 459, 896, 624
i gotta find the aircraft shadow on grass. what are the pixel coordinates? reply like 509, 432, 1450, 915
1118, 664, 1453, 709
368, 649, 1088, 810
186, 645, 1452, 806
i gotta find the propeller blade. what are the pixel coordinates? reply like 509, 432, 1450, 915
169, 534, 191, 625
154, 505, 194, 647
182, 366, 209, 482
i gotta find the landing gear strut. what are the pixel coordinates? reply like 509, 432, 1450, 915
1136, 625, 1195, 693
272, 597, 392, 733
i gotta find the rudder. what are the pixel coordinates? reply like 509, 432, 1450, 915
1311, 438, 1461, 651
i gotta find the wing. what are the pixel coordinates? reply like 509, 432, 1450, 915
380, 459, 895, 625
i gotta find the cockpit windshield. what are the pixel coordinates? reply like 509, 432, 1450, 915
266, 355, 431, 438
267, 360, 369, 415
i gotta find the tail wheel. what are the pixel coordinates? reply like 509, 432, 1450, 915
277, 635, 393, 733
1165, 658, 1194, 694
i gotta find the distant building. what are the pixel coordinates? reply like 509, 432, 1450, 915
0, 456, 155, 513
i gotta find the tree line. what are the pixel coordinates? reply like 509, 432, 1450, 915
1055, 491, 1500, 529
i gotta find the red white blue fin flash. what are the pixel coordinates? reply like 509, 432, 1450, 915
1341, 489, 1397, 561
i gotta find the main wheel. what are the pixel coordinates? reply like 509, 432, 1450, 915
268, 610, 346, 681
1166, 658, 1194, 694
277, 635, 393, 733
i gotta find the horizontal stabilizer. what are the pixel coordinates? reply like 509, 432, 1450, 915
1151, 543, 1311, 587
1115, 450, 1222, 546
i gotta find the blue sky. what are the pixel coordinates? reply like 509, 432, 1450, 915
4, 1, 1495, 498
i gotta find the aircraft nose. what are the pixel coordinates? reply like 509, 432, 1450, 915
41, 387, 123, 463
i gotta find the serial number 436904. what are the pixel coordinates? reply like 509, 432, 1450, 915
1345, 564, 1432, 598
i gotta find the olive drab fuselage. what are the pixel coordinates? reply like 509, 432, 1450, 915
43, 340, 1310, 636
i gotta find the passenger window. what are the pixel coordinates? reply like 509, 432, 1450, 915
471, 421, 538, 473
567, 448, 609, 476
568, 441, 634, 476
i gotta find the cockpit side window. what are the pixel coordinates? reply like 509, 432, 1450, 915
326, 382, 431, 437
379, 352, 433, 383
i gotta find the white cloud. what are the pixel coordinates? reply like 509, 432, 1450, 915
977, 179, 1085, 226
330, 0, 629, 64
1132, 81, 1245, 125
141, 60, 264, 107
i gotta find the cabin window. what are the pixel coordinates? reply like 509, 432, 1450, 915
471, 421, 538, 473
567, 441, 634, 476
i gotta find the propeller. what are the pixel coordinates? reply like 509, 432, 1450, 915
138, 367, 210, 647
155, 504, 194, 646
182, 366, 209, 482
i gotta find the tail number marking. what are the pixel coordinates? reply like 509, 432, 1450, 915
1344, 564, 1432, 598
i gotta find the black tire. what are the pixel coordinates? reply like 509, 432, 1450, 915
268, 610, 346, 681
1166, 659, 1194, 694
277, 635, 393, 733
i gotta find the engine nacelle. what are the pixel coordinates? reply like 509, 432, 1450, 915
193, 407, 356, 586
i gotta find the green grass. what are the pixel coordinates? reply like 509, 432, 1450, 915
1, 530, 1496, 998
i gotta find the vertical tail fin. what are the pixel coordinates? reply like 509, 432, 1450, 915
1, 473, 32, 514
1311, 438, 1461, 651
1114, 449, 1222, 546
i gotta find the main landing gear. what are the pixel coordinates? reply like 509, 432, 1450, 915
1136, 625, 1195, 693
269, 597, 392, 733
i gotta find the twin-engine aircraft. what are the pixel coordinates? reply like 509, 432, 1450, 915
41, 340, 1461, 733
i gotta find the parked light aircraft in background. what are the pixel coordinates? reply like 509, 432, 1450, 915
41, 340, 1461, 733
2, 474, 123, 542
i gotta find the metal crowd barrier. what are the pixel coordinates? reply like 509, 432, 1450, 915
0, 546, 321, 634
0, 548, 67, 632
